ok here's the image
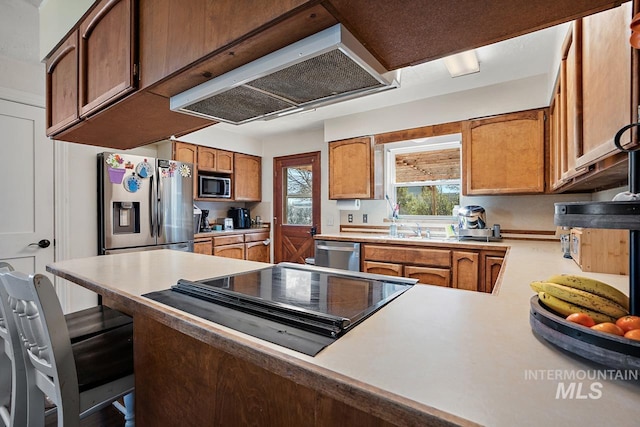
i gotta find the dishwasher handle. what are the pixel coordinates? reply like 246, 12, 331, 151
316, 244, 358, 252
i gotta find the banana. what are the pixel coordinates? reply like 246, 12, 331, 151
545, 274, 629, 310
530, 281, 545, 293
537, 291, 616, 324
537, 281, 628, 318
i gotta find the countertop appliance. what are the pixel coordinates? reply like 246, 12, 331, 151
144, 263, 415, 355
198, 175, 231, 198
457, 205, 501, 241
314, 240, 361, 271
98, 152, 194, 254
199, 209, 212, 232
228, 207, 250, 229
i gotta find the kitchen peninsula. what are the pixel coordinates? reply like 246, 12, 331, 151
47, 242, 640, 427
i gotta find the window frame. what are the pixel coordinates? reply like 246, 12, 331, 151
385, 136, 462, 219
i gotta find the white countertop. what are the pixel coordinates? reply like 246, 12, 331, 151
47, 239, 640, 427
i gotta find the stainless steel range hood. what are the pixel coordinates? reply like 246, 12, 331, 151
169, 24, 400, 125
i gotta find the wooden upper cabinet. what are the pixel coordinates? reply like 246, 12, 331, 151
78, 0, 137, 118
234, 153, 262, 201
462, 109, 546, 195
198, 147, 234, 173
578, 2, 633, 167
46, 30, 80, 136
329, 136, 383, 200
173, 141, 197, 164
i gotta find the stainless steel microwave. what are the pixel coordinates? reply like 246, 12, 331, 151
199, 175, 231, 198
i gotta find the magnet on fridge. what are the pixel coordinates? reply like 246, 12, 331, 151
135, 160, 154, 178
179, 164, 191, 177
123, 174, 142, 193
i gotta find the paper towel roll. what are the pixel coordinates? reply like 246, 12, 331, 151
336, 199, 361, 210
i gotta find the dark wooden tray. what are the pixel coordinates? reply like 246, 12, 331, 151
530, 295, 640, 370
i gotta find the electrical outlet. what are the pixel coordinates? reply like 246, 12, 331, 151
327, 215, 334, 226
348, 214, 353, 223
363, 214, 368, 223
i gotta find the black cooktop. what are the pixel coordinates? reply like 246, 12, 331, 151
144, 263, 415, 356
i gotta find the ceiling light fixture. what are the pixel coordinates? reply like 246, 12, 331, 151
443, 50, 480, 77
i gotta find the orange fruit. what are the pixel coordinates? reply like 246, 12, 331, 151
566, 313, 596, 327
624, 329, 640, 341
615, 315, 640, 333
591, 322, 624, 336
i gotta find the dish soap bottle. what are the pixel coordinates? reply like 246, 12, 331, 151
389, 218, 398, 237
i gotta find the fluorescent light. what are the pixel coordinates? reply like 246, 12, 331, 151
443, 50, 480, 77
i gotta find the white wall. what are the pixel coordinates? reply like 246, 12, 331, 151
325, 74, 550, 142
39, 0, 92, 60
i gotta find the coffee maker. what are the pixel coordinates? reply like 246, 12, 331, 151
200, 209, 211, 232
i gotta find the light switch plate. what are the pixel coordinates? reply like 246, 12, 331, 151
348, 214, 353, 223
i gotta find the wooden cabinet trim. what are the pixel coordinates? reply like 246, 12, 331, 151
245, 232, 270, 242
362, 261, 403, 276
213, 235, 245, 246
404, 265, 451, 287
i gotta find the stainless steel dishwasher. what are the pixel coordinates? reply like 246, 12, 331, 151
314, 240, 361, 271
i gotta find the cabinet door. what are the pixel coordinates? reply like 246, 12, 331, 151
216, 150, 234, 174
214, 243, 245, 259
404, 266, 450, 287
462, 109, 545, 195
362, 261, 403, 276
245, 241, 271, 263
483, 256, 503, 293
234, 153, 262, 201
578, 3, 633, 167
79, 0, 137, 117
452, 251, 479, 291
329, 137, 377, 199
197, 146, 217, 171
46, 30, 80, 135
193, 239, 212, 255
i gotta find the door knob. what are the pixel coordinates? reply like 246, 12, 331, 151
29, 239, 51, 248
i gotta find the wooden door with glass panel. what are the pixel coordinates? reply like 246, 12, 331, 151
274, 152, 321, 264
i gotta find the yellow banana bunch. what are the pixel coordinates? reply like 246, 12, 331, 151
545, 274, 629, 310
531, 281, 628, 319
530, 274, 629, 324
537, 292, 616, 324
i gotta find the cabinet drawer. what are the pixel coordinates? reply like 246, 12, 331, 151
405, 266, 450, 287
212, 235, 244, 246
363, 245, 450, 267
244, 232, 270, 243
362, 261, 403, 276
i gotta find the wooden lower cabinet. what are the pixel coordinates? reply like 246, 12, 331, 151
361, 243, 504, 293
452, 251, 480, 291
214, 243, 245, 259
362, 261, 403, 276
404, 266, 450, 288
483, 252, 505, 293
194, 237, 213, 255
245, 241, 270, 263
202, 231, 272, 263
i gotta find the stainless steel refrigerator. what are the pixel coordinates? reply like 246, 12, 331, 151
98, 152, 194, 254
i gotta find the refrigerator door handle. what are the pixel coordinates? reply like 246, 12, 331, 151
158, 172, 164, 238
150, 172, 156, 237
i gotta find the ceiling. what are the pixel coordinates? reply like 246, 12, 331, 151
212, 21, 568, 140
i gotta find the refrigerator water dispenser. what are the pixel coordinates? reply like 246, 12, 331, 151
113, 201, 140, 234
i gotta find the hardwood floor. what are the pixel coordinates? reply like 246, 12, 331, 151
45, 404, 126, 427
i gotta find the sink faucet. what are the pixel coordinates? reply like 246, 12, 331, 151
414, 223, 430, 239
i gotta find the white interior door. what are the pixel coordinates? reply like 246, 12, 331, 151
0, 99, 54, 275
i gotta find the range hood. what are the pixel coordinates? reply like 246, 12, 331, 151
169, 24, 400, 125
